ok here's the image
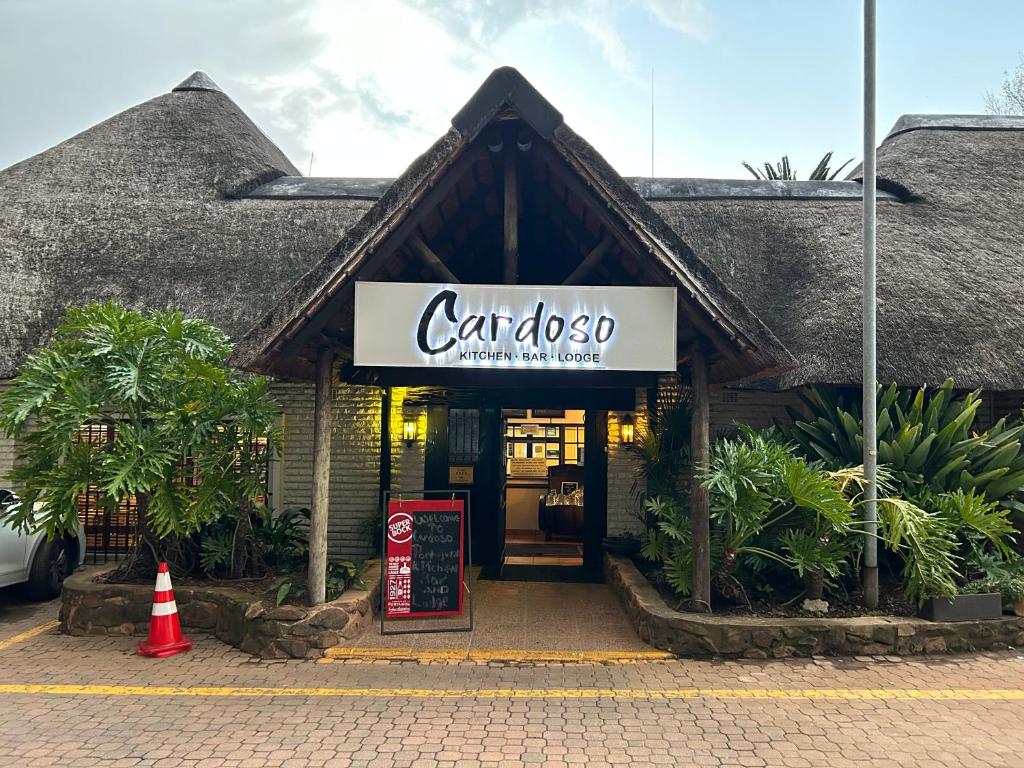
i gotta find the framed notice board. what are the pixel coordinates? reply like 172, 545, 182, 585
380, 490, 473, 635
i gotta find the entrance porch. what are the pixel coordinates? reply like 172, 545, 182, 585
325, 570, 664, 662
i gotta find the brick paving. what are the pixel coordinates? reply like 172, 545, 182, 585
342, 576, 653, 655
2, 592, 1024, 767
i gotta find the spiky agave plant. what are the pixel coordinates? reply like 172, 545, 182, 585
741, 151, 853, 181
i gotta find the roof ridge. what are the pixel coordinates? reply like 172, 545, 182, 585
172, 71, 222, 94
886, 113, 1024, 140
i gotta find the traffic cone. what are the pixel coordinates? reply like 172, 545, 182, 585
138, 562, 192, 658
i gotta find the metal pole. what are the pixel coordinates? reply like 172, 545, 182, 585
862, 0, 879, 609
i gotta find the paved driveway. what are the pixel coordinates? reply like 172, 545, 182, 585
1, 595, 1024, 767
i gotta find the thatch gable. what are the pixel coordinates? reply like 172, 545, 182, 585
0, 72, 373, 377
231, 67, 795, 385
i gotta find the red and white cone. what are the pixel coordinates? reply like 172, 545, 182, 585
138, 562, 192, 658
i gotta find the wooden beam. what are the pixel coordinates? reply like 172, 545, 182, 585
532, 140, 749, 363
308, 346, 334, 606
407, 234, 460, 283
689, 341, 712, 612
273, 145, 486, 367
503, 143, 519, 283
563, 234, 614, 285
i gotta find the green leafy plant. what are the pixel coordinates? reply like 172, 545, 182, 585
964, 553, 1024, 606
644, 428, 861, 606
640, 496, 696, 599
742, 151, 853, 181
198, 528, 234, 575
875, 490, 1017, 606
632, 388, 691, 502
269, 559, 363, 606
255, 506, 310, 570
783, 380, 1024, 509
0, 302, 280, 577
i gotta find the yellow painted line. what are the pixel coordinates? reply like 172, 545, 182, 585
0, 683, 1022, 701
0, 620, 60, 652
321, 647, 676, 664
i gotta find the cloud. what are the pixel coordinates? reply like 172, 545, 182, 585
224, 0, 712, 173
644, 0, 711, 40
403, 0, 711, 74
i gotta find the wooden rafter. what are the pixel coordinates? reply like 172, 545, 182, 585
562, 234, 614, 285
503, 142, 519, 284
407, 233, 460, 283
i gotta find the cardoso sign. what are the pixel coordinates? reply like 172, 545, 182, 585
354, 282, 677, 371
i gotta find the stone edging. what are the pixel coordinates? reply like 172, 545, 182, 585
605, 554, 1024, 658
60, 561, 381, 659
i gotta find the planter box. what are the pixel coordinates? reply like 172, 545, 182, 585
602, 537, 640, 557
919, 593, 1002, 622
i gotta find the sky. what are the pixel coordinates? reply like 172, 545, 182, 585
1, 0, 1023, 179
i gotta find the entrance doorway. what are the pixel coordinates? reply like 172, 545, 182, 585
424, 392, 618, 583
501, 409, 586, 578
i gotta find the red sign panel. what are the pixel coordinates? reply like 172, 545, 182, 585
385, 498, 465, 619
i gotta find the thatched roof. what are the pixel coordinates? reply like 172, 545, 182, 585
0, 72, 373, 377
651, 116, 1024, 390
235, 119, 1024, 391
230, 67, 795, 385
2, 69, 1023, 391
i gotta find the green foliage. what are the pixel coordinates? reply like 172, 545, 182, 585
198, 528, 234, 575
875, 497, 960, 606
782, 380, 1024, 507
0, 302, 280, 550
964, 553, 1024, 604
632, 388, 691, 502
644, 429, 860, 604
741, 151, 853, 181
642, 425, 1019, 608
640, 496, 694, 597
194, 505, 310, 578
270, 559, 363, 606
254, 506, 310, 570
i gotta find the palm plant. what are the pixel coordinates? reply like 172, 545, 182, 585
741, 151, 853, 181
632, 388, 691, 504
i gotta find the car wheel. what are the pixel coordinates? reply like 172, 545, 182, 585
26, 537, 73, 600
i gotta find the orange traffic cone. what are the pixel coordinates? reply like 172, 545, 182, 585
138, 562, 192, 658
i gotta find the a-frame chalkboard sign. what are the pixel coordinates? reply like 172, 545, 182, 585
380, 489, 474, 636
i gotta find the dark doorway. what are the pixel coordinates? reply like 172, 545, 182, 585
422, 392, 617, 583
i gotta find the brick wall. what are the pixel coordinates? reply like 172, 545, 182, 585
271, 378, 386, 560
388, 388, 425, 495
711, 387, 805, 435
606, 389, 647, 536
0, 382, 15, 489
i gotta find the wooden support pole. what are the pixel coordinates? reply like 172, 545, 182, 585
503, 144, 519, 284
407, 234, 461, 283
563, 235, 614, 285
308, 346, 334, 606
689, 341, 712, 612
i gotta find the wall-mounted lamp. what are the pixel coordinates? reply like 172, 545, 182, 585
403, 416, 418, 447
620, 413, 635, 447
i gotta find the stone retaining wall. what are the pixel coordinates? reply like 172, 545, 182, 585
60, 562, 381, 659
606, 554, 1024, 658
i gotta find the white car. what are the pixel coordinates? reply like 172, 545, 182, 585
0, 488, 86, 599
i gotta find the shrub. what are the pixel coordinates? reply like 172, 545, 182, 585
641, 427, 1019, 609
783, 380, 1024, 511
0, 302, 280, 577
